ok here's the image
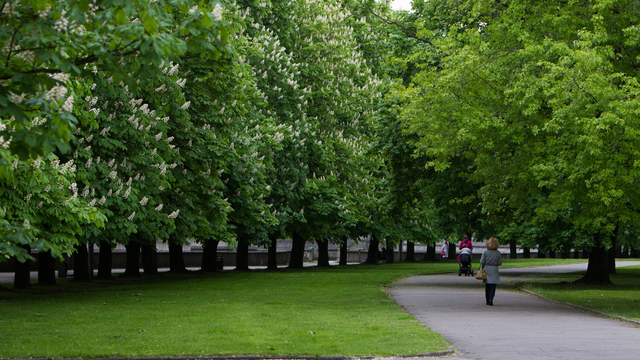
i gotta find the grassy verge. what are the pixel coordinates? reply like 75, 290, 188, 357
0, 259, 586, 359
500, 258, 586, 268
518, 265, 640, 322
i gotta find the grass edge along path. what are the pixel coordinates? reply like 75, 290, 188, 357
516, 285, 640, 326
0, 259, 585, 359
516, 265, 640, 326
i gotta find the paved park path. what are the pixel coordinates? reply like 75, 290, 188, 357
387, 261, 640, 360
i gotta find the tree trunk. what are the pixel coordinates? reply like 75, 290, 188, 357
169, 243, 187, 273
608, 227, 618, 274
97, 241, 113, 279
365, 236, 379, 264
88, 240, 94, 277
522, 247, 530, 258
582, 249, 590, 259
608, 246, 616, 274
385, 239, 394, 264
339, 236, 348, 266
37, 250, 56, 286
448, 242, 457, 260
425, 243, 436, 261
548, 249, 556, 259
14, 245, 32, 289
573, 247, 581, 259
316, 239, 330, 267
268, 233, 278, 270
577, 234, 611, 284
235, 235, 250, 271
288, 231, 306, 269
201, 239, 220, 272
509, 240, 517, 259
72, 242, 91, 282
405, 241, 415, 262
123, 242, 141, 277
142, 243, 158, 275
537, 246, 546, 258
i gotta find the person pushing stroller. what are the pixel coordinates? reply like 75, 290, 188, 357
457, 233, 474, 276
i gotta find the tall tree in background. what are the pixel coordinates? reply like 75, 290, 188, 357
402, 0, 640, 283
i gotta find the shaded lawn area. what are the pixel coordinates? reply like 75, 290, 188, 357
518, 265, 640, 322
0, 258, 588, 359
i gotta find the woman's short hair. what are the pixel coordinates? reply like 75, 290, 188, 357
486, 237, 499, 250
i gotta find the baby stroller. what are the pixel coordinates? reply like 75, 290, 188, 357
458, 249, 474, 276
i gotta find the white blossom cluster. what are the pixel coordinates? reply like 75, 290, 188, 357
45, 73, 69, 102
212, 3, 223, 21
54, 10, 69, 32
60, 65, 188, 223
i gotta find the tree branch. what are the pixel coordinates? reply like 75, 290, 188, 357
6, 16, 30, 68
0, 47, 143, 80
364, 7, 433, 46
465, 67, 504, 98
479, 47, 523, 57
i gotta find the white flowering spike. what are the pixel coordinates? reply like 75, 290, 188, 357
212, 3, 223, 21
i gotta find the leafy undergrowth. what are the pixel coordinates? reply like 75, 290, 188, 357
519, 265, 640, 322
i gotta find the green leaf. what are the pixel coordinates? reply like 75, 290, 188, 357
72, 6, 86, 24
115, 8, 127, 25
144, 17, 158, 33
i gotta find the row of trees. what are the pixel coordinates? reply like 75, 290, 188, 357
388, 0, 640, 283
2, 0, 638, 287
1, 0, 437, 288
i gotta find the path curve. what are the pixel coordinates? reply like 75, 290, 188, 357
387, 261, 640, 360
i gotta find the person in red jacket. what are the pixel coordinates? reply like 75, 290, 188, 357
460, 233, 473, 251
457, 233, 473, 260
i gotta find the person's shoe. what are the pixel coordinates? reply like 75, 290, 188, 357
488, 300, 493, 306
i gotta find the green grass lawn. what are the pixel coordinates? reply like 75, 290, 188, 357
500, 258, 586, 268
0, 258, 588, 359
0, 263, 457, 359
518, 265, 640, 322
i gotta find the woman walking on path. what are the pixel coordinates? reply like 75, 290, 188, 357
480, 237, 502, 306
